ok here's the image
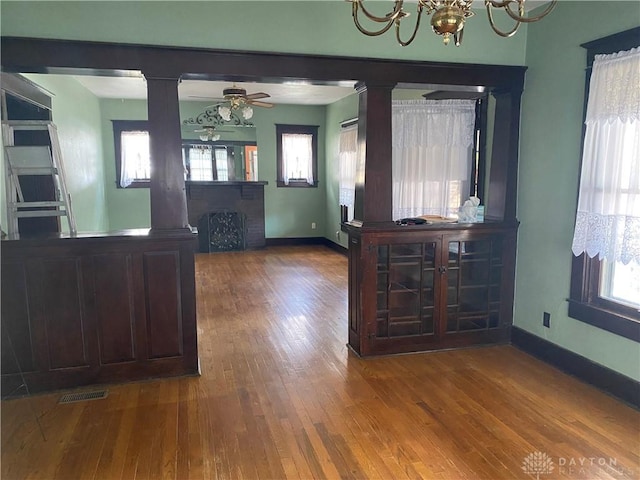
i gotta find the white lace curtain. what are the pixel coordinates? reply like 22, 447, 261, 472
282, 133, 314, 185
338, 124, 358, 220
392, 99, 476, 220
571, 47, 640, 265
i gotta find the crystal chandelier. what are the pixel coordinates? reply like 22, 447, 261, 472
348, 0, 557, 47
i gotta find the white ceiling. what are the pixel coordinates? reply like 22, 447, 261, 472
73, 76, 357, 106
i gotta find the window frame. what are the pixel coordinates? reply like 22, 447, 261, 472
113, 120, 150, 189
568, 27, 640, 342
275, 124, 319, 188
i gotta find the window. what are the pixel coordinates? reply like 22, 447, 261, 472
186, 145, 214, 181
338, 120, 358, 221
391, 99, 477, 220
113, 120, 151, 188
182, 144, 231, 181
276, 124, 318, 187
568, 28, 640, 342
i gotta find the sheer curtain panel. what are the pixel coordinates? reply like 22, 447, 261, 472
571, 47, 640, 265
282, 133, 314, 185
392, 100, 476, 220
339, 124, 358, 221
120, 130, 150, 187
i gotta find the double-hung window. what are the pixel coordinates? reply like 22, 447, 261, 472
113, 120, 151, 188
276, 124, 318, 187
569, 28, 640, 341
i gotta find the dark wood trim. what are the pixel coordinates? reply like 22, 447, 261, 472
1, 36, 527, 90
354, 82, 395, 224
322, 239, 348, 256
275, 124, 319, 188
264, 237, 348, 256
581, 27, 640, 66
511, 326, 639, 409
112, 119, 150, 188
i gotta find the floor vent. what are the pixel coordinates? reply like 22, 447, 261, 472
58, 390, 109, 404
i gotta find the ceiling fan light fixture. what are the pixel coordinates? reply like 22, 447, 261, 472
218, 105, 232, 122
348, 0, 556, 46
242, 106, 254, 120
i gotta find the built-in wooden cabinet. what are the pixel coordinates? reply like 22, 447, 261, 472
346, 223, 517, 356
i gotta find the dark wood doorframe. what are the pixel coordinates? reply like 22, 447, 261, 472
1, 36, 526, 229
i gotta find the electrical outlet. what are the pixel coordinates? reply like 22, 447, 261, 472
311, 222, 316, 230
543, 312, 551, 328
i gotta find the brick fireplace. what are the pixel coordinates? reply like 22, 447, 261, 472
185, 181, 267, 252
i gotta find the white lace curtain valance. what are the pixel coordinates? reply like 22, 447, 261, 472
571, 47, 640, 265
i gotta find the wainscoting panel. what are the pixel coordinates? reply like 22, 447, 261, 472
143, 251, 183, 359
91, 254, 137, 365
39, 257, 89, 370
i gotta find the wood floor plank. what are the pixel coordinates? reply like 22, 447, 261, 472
2, 246, 638, 479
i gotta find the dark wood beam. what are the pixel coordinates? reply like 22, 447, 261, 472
1, 36, 526, 91
145, 76, 190, 232
354, 82, 395, 224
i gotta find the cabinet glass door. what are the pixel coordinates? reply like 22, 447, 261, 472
375, 242, 437, 339
446, 237, 503, 333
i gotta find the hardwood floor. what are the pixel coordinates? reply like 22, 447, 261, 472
2, 246, 638, 479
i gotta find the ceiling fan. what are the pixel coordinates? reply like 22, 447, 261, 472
192, 125, 231, 142
190, 83, 274, 121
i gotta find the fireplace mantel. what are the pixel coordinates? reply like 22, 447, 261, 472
185, 181, 267, 251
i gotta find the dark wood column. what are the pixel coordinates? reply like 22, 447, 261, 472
353, 82, 396, 224
486, 88, 523, 223
144, 75, 190, 232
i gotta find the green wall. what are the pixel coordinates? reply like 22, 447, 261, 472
517, 1, 640, 380
99, 98, 150, 230
6, 74, 109, 233
252, 104, 327, 238
100, 97, 327, 237
1, 1, 527, 65
325, 93, 359, 249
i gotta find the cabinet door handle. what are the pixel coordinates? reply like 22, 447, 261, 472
438, 266, 447, 274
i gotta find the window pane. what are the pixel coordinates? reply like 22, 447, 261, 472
215, 148, 229, 181
282, 133, 313, 183
188, 146, 214, 181
600, 259, 640, 309
121, 131, 150, 186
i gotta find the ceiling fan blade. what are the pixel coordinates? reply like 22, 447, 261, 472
188, 95, 225, 101
245, 92, 270, 100
247, 100, 274, 108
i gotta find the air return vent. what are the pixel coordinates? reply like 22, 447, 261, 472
58, 390, 108, 404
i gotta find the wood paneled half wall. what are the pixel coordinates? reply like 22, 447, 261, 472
1, 230, 199, 395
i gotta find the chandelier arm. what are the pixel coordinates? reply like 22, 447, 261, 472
485, 2, 520, 37
353, 0, 405, 23
353, 2, 397, 36
504, 0, 557, 23
395, 3, 424, 47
